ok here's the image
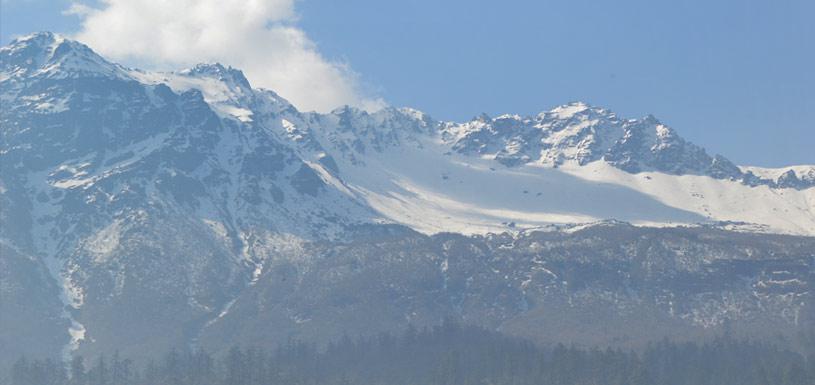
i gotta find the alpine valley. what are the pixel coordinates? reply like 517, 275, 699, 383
1, 33, 814, 371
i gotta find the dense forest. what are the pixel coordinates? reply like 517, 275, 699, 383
8, 321, 815, 385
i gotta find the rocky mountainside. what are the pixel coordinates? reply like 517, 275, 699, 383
1, 32, 814, 370
199, 224, 815, 351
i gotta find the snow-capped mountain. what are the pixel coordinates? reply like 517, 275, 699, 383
1, 32, 814, 369
4, 32, 811, 242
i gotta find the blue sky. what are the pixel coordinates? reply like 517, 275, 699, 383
2, 0, 813, 167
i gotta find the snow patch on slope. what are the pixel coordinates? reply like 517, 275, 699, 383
316, 128, 815, 236
561, 161, 815, 236
85, 220, 123, 263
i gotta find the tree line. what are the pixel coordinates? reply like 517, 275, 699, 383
8, 321, 815, 385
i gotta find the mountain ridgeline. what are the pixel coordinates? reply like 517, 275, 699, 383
1, 32, 815, 377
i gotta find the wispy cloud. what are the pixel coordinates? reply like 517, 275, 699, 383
68, 0, 384, 112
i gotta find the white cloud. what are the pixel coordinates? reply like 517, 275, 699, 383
69, 0, 384, 112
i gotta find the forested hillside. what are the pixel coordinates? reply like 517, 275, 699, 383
8, 322, 815, 385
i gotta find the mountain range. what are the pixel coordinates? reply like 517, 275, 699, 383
1, 32, 814, 371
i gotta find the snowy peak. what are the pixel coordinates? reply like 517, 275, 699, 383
540, 101, 605, 120
443, 102, 628, 167
181, 63, 253, 93
303, 105, 436, 155
0, 32, 127, 80
742, 165, 815, 190
0, 31, 67, 74
440, 102, 810, 189
129, 62, 293, 123
605, 116, 720, 175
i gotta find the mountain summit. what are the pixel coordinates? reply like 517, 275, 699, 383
0, 32, 129, 80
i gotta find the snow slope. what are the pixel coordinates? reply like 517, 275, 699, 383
299, 125, 815, 236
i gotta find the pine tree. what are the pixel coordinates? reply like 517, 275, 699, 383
69, 356, 87, 385
88, 355, 108, 385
